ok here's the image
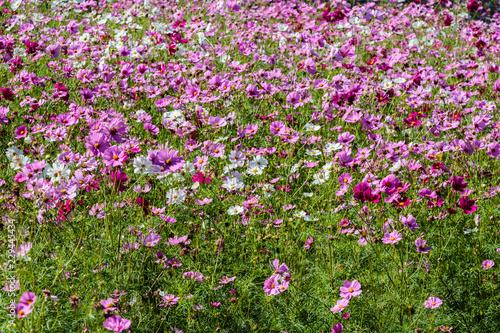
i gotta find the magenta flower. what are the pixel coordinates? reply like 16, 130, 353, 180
85, 132, 110, 156
415, 237, 433, 254
192, 171, 212, 184
467, 0, 480, 12
110, 169, 128, 192
424, 297, 442, 309
482, 260, 495, 270
456, 197, 477, 214
14, 125, 27, 139
353, 182, 380, 203
210, 302, 221, 307
330, 299, 349, 313
450, 176, 468, 194
339, 280, 362, 299
382, 230, 402, 244
155, 148, 184, 173
186, 84, 201, 100
103, 315, 131, 333
332, 323, 343, 333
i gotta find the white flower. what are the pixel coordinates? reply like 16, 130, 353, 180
108, 16, 121, 24
464, 227, 478, 234
381, 79, 393, 90
142, 35, 154, 46
322, 162, 334, 172
279, 37, 287, 48
388, 160, 402, 172
223, 164, 238, 174
312, 171, 329, 185
324, 143, 342, 154
306, 149, 321, 157
13, 47, 26, 58
227, 205, 244, 215
6, 146, 24, 162
290, 163, 302, 173
304, 123, 321, 132
197, 32, 207, 44
262, 184, 275, 198
412, 21, 426, 29
422, 37, 434, 47
10, 154, 31, 170
294, 211, 307, 218
79, 33, 91, 43
11, 0, 22, 10
250, 156, 268, 169
277, 24, 289, 32
247, 166, 263, 176
133, 155, 153, 175
166, 189, 186, 205
304, 215, 318, 221
46, 161, 71, 182
182, 162, 196, 174
222, 177, 244, 191
393, 77, 407, 84
303, 192, 313, 197
408, 39, 419, 48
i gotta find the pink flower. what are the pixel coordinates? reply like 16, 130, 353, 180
382, 230, 402, 244
303, 237, 314, 249
330, 299, 349, 313
15, 302, 33, 319
220, 276, 236, 284
424, 297, 442, 309
103, 315, 131, 333
263, 274, 280, 296
160, 294, 181, 306
482, 260, 495, 270
339, 280, 362, 299
19, 291, 36, 307
415, 237, 433, 254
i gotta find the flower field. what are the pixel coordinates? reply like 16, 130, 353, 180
1, 0, 500, 331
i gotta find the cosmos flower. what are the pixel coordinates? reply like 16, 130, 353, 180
424, 297, 442, 309
339, 280, 362, 300
103, 315, 131, 333
482, 260, 495, 270
382, 230, 402, 244
330, 299, 349, 313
